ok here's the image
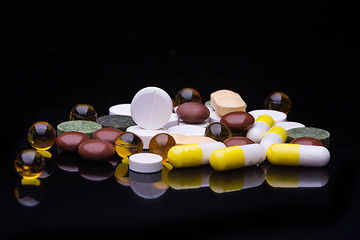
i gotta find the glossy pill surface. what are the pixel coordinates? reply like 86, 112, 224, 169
223, 136, 255, 147
167, 142, 226, 168
115, 132, 143, 159
205, 122, 232, 142
291, 137, 324, 146
220, 111, 255, 132
56, 131, 90, 152
15, 150, 45, 179
70, 104, 97, 121
93, 128, 123, 144
264, 92, 292, 114
149, 133, 176, 160
78, 139, 115, 161
176, 102, 210, 123
210, 144, 266, 171
175, 88, 202, 105
246, 115, 275, 143
267, 143, 330, 167
28, 122, 56, 150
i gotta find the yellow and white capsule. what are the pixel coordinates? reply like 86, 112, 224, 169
167, 142, 226, 168
209, 143, 266, 171
246, 115, 275, 143
260, 126, 287, 152
267, 143, 330, 167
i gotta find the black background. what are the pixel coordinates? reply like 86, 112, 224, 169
2, 1, 358, 239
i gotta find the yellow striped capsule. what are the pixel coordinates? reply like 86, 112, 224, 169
260, 126, 287, 152
209, 143, 266, 171
246, 115, 275, 143
267, 143, 330, 167
167, 142, 226, 168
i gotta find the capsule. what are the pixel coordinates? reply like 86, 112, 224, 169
266, 143, 330, 167
167, 142, 226, 168
209, 143, 266, 171
260, 126, 287, 152
246, 115, 275, 143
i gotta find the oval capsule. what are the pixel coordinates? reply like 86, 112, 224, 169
209, 143, 266, 171
167, 142, 226, 168
246, 115, 275, 143
266, 143, 330, 167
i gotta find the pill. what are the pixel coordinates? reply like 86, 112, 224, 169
223, 136, 255, 147
220, 111, 255, 133
286, 127, 330, 148
163, 113, 180, 129
129, 153, 163, 173
167, 142, 226, 168
179, 121, 209, 128
274, 121, 305, 130
167, 125, 205, 136
246, 115, 275, 143
96, 115, 136, 131
260, 126, 287, 152
206, 106, 221, 123
291, 137, 323, 146
130, 87, 173, 129
93, 128, 123, 144
109, 103, 132, 116
57, 120, 102, 138
248, 109, 287, 123
126, 125, 167, 149
168, 133, 216, 145
266, 143, 330, 167
209, 143, 266, 171
176, 102, 210, 123
175, 88, 202, 105
55, 131, 90, 152
78, 139, 115, 161
210, 89, 246, 116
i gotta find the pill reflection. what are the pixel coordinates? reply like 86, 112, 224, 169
266, 166, 329, 188
209, 166, 265, 193
37, 150, 56, 178
167, 165, 214, 190
78, 160, 114, 181
114, 161, 169, 199
14, 178, 45, 207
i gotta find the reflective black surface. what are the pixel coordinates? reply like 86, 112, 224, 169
3, 2, 358, 239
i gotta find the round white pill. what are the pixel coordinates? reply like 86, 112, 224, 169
274, 121, 305, 130
248, 109, 287, 123
167, 125, 206, 136
130, 87, 173, 130
129, 153, 163, 173
109, 103, 132, 116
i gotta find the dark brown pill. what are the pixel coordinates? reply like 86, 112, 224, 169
291, 137, 324, 146
78, 139, 115, 161
93, 127, 123, 144
55, 131, 90, 152
220, 111, 255, 131
176, 102, 210, 123
223, 137, 255, 147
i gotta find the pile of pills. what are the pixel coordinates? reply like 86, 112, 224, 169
14, 86, 330, 184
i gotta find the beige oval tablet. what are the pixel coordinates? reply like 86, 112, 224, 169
169, 133, 216, 145
210, 90, 246, 116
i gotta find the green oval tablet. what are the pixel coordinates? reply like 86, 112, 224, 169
286, 127, 330, 148
57, 120, 102, 137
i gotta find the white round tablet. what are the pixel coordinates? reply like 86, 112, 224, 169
130, 87, 173, 130
109, 103, 132, 116
274, 121, 305, 130
126, 125, 167, 149
248, 109, 287, 123
129, 153, 163, 173
167, 125, 206, 136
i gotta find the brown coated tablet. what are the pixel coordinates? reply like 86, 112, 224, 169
220, 111, 255, 132
78, 139, 115, 161
290, 137, 324, 146
223, 136, 255, 147
93, 127, 123, 144
56, 131, 90, 152
176, 102, 210, 123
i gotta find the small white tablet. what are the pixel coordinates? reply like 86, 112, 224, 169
248, 109, 287, 123
109, 103, 132, 116
129, 153, 163, 173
